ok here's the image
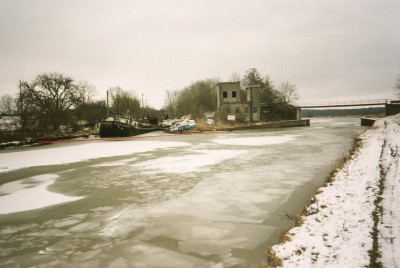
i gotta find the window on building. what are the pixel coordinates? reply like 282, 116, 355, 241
253, 107, 258, 113
244, 106, 249, 113
235, 107, 240, 113
232, 91, 237, 98
223, 91, 228, 98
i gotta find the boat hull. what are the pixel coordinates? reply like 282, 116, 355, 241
99, 122, 156, 138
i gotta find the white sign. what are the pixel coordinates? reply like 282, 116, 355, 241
227, 115, 236, 121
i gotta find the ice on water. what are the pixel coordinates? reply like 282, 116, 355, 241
0, 122, 366, 266
97, 134, 302, 265
0, 140, 190, 173
212, 134, 298, 146
133, 149, 247, 174
0, 174, 84, 214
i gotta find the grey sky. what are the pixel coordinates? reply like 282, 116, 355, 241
1, 0, 399, 109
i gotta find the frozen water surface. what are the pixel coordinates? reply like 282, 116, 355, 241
0, 118, 366, 267
0, 174, 84, 214
0, 140, 189, 173
211, 134, 297, 146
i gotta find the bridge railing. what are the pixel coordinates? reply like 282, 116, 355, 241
297, 99, 391, 108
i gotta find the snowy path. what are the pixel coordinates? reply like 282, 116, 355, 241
270, 114, 400, 267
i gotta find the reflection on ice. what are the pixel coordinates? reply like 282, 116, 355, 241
0, 174, 84, 214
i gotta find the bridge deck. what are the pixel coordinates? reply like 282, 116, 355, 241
298, 99, 390, 108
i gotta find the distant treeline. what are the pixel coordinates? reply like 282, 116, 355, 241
302, 107, 385, 117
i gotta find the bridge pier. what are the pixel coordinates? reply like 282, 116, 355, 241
296, 107, 302, 120
386, 102, 400, 116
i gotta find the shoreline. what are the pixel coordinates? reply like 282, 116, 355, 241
263, 129, 362, 265
267, 115, 400, 267
0, 119, 310, 149
222, 119, 311, 131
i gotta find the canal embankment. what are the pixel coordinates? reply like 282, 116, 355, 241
225, 119, 310, 131
267, 114, 400, 267
194, 119, 310, 133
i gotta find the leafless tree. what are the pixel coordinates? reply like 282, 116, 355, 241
277, 81, 299, 105
171, 78, 219, 119
75, 80, 96, 105
164, 89, 179, 117
20, 72, 81, 131
229, 72, 241, 82
108, 87, 140, 118
0, 94, 17, 115
394, 73, 400, 98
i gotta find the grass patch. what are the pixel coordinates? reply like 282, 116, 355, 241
266, 247, 283, 267
368, 139, 387, 267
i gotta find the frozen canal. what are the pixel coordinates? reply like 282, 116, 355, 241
0, 118, 366, 267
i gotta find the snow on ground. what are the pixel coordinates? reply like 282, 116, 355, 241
379, 116, 400, 268
270, 114, 400, 267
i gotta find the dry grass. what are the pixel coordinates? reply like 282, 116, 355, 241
193, 121, 215, 132
265, 247, 283, 268
279, 227, 292, 243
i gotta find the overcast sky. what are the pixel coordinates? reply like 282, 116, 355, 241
1, 0, 399, 109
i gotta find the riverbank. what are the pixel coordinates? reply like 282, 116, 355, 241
268, 114, 400, 267
192, 119, 310, 133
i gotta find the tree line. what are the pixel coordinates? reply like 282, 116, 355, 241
6, 67, 399, 141
164, 68, 300, 119
0, 72, 143, 142
1, 68, 301, 139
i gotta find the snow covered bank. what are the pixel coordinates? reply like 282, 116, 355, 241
269, 114, 400, 267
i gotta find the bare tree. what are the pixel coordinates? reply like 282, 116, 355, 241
20, 72, 81, 131
0, 94, 17, 115
394, 73, 400, 98
164, 89, 179, 117
169, 78, 219, 119
108, 87, 140, 118
277, 81, 299, 105
229, 72, 241, 82
75, 81, 96, 105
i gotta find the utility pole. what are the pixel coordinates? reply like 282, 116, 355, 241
141, 93, 144, 119
106, 90, 109, 117
19, 80, 25, 141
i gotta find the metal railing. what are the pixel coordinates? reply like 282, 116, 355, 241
297, 99, 391, 108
